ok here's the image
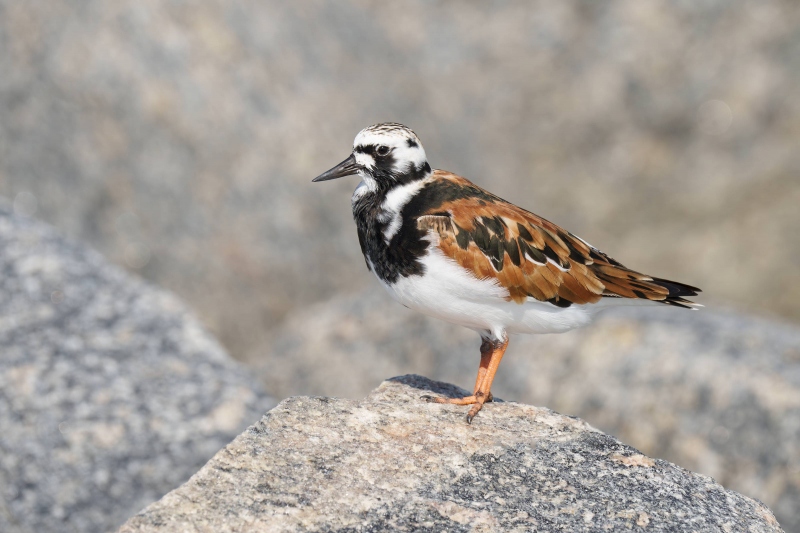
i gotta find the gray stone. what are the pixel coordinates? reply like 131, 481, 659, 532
265, 288, 800, 531
0, 205, 275, 533
118, 375, 783, 532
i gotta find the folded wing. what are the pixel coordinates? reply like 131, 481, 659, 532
417, 172, 700, 308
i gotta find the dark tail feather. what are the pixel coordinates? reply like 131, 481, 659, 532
651, 277, 701, 296
650, 277, 702, 309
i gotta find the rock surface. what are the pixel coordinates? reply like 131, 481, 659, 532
266, 288, 800, 531
0, 205, 275, 533
119, 375, 783, 532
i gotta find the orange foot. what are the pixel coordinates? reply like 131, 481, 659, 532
422, 392, 494, 423
421, 335, 508, 424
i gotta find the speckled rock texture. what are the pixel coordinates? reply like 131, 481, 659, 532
0, 205, 275, 533
266, 289, 800, 531
118, 375, 783, 532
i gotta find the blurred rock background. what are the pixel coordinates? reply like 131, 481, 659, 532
1, 0, 800, 530
2, 0, 799, 359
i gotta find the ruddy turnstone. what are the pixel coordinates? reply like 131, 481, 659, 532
313, 122, 700, 423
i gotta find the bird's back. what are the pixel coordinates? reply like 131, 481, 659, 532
412, 170, 700, 310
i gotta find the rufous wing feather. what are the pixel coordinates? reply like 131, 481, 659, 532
415, 170, 701, 308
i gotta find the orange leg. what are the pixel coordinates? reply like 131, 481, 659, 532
424, 335, 509, 423
473, 338, 493, 396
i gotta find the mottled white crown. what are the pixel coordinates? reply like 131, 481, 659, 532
352, 122, 428, 173
357, 122, 420, 142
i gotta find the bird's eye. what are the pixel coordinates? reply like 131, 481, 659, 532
376, 145, 390, 156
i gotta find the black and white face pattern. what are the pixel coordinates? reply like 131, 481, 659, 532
351, 123, 432, 198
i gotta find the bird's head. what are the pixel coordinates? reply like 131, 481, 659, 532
313, 123, 431, 191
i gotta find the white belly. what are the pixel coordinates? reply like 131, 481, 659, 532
376, 247, 598, 339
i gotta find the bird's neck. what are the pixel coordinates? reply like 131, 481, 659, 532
350, 169, 432, 283
350, 167, 432, 221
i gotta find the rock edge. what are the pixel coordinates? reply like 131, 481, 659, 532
118, 375, 783, 533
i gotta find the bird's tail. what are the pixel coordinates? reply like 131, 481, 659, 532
649, 277, 702, 309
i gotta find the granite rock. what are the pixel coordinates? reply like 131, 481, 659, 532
0, 205, 275, 533
265, 288, 800, 531
118, 375, 783, 532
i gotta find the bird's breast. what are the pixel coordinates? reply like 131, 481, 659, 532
352, 197, 428, 285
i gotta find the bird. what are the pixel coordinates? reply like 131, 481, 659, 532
313, 122, 700, 423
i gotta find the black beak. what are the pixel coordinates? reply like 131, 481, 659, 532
312, 153, 360, 182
